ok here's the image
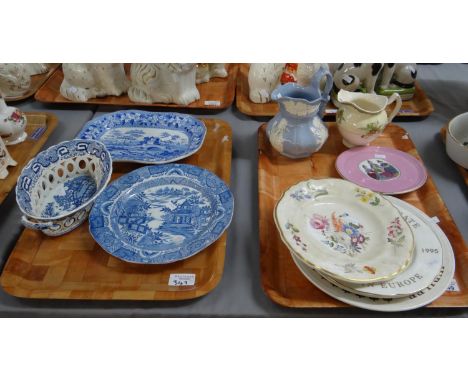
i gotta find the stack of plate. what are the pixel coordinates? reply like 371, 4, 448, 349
77, 110, 234, 265
274, 178, 455, 311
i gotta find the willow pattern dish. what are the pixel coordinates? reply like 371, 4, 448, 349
274, 178, 414, 283
316, 196, 444, 298
16, 139, 112, 236
89, 163, 234, 264
335, 146, 427, 195
77, 110, 206, 164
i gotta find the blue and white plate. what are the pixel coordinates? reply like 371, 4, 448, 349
89, 164, 234, 264
77, 110, 206, 164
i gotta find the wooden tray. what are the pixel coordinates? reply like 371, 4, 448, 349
5, 64, 61, 102
440, 126, 468, 187
35, 64, 238, 110
237, 64, 434, 118
0, 119, 232, 300
258, 123, 468, 308
0, 112, 58, 205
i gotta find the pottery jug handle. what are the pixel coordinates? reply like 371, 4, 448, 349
386, 93, 402, 123
308, 66, 333, 116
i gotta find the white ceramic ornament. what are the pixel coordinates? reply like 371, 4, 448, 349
0, 94, 27, 145
0, 64, 31, 97
196, 63, 228, 84
377, 63, 418, 100
332, 63, 384, 95
0, 136, 17, 179
129, 64, 199, 105
21, 63, 50, 76
248, 63, 285, 103
60, 64, 129, 102
248, 63, 329, 103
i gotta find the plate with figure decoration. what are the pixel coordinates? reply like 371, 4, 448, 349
336, 146, 427, 194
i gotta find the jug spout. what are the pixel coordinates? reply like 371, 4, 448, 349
337, 89, 388, 114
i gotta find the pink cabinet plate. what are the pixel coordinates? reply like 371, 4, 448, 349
336, 146, 427, 194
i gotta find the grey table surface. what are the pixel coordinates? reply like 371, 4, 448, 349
0, 64, 467, 317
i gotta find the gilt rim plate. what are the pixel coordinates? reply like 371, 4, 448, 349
89, 164, 234, 264
77, 110, 206, 164
336, 146, 427, 194
274, 178, 414, 283
290, 197, 455, 311
316, 196, 444, 298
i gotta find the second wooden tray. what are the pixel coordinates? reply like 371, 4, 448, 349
35, 64, 238, 110
237, 64, 434, 118
0, 112, 58, 205
440, 126, 468, 187
259, 123, 468, 308
0, 119, 232, 300
5, 64, 61, 102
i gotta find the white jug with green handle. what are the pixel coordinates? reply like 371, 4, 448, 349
336, 89, 402, 148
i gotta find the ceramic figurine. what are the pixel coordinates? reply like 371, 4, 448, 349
377, 63, 417, 100
16, 139, 112, 236
196, 63, 228, 84
336, 89, 402, 148
0, 94, 27, 145
22, 64, 50, 76
280, 63, 330, 87
0, 136, 17, 179
60, 63, 129, 102
267, 66, 333, 159
0, 64, 31, 97
248, 63, 285, 103
248, 63, 330, 103
129, 64, 199, 105
332, 64, 384, 104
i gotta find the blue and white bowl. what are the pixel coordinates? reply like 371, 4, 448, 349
16, 139, 112, 236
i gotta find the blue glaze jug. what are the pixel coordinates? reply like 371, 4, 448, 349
267, 66, 333, 159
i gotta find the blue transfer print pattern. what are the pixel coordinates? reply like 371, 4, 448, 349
89, 164, 234, 264
42, 175, 97, 217
76, 110, 206, 164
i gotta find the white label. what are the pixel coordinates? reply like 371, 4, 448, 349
374, 154, 386, 159
401, 134, 409, 140
325, 109, 337, 114
446, 278, 460, 292
431, 216, 440, 224
168, 273, 196, 286
204, 100, 221, 106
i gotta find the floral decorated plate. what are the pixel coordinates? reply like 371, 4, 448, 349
335, 146, 427, 194
316, 196, 444, 298
290, 197, 455, 311
89, 164, 234, 264
274, 178, 414, 283
77, 110, 206, 164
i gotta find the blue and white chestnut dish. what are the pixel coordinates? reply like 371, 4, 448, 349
16, 139, 112, 236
